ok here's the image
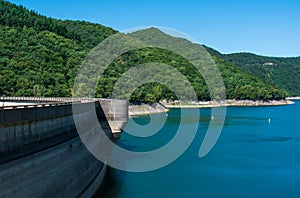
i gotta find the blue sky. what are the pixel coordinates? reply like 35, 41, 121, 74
7, 0, 300, 57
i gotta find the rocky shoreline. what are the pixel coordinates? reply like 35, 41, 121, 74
286, 97, 300, 100
161, 99, 294, 108
128, 103, 168, 116
128, 100, 294, 116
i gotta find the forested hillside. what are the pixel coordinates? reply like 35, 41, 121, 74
0, 0, 115, 96
222, 53, 300, 96
0, 0, 288, 101
96, 28, 287, 101
204, 45, 300, 96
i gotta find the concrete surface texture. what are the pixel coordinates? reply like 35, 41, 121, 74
0, 98, 128, 197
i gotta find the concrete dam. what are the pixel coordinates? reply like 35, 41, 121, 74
0, 97, 128, 197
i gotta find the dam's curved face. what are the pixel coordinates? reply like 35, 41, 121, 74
0, 97, 128, 197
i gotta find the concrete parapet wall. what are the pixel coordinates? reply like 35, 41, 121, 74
0, 115, 77, 164
99, 99, 128, 121
99, 99, 128, 133
0, 137, 105, 198
0, 103, 97, 164
0, 98, 128, 197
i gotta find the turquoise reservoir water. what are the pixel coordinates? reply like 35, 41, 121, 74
100, 101, 300, 197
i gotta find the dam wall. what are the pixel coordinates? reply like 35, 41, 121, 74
0, 98, 128, 197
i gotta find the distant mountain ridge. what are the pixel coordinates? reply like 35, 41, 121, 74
205, 46, 300, 96
0, 0, 289, 101
223, 53, 300, 96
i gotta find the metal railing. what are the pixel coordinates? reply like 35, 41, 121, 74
0, 101, 82, 110
0, 96, 79, 102
0, 97, 83, 110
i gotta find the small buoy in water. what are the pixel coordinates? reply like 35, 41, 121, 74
166, 113, 168, 117
211, 116, 215, 121
268, 118, 271, 124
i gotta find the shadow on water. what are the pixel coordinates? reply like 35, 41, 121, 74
117, 140, 140, 151
131, 114, 151, 126
242, 136, 298, 143
94, 168, 124, 198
